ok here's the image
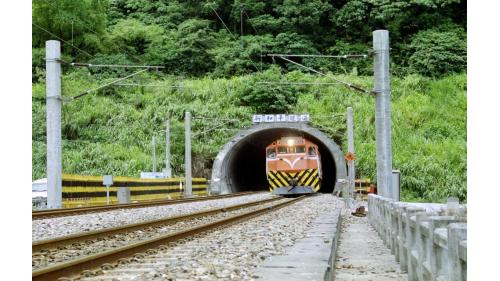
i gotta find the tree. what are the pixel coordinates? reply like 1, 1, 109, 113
32, 0, 109, 57
145, 19, 217, 75
238, 67, 304, 113
407, 28, 466, 77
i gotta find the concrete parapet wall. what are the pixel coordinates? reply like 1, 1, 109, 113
368, 194, 467, 281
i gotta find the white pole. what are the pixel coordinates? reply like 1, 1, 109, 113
46, 40, 62, 209
106, 184, 110, 205
152, 135, 156, 177
164, 115, 172, 178
185, 112, 192, 196
373, 30, 393, 198
347, 107, 356, 199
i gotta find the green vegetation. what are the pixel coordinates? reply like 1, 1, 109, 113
32, 0, 466, 80
32, 69, 466, 202
32, 1, 467, 202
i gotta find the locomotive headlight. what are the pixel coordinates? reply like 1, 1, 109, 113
287, 138, 294, 146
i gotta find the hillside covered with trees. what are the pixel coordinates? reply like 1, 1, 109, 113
32, 0, 467, 202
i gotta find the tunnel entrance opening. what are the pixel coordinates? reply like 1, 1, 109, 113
211, 123, 347, 194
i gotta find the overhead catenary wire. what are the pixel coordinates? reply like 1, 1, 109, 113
270, 55, 375, 96
242, 9, 263, 71
266, 53, 368, 59
70, 62, 164, 69
115, 83, 187, 88
32, 22, 94, 58
43, 0, 145, 63
210, 6, 261, 73
68, 68, 148, 101
256, 81, 343, 86
192, 120, 239, 138
210, 7, 232, 35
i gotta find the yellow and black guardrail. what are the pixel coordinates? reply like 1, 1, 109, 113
267, 169, 320, 192
62, 174, 208, 208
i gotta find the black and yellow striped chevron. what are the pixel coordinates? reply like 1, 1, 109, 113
267, 169, 320, 192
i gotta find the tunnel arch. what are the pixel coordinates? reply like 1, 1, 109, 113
210, 122, 347, 194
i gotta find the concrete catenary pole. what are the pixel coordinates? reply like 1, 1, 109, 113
164, 114, 172, 178
152, 135, 156, 176
46, 40, 62, 209
184, 111, 192, 196
347, 107, 356, 198
373, 30, 393, 198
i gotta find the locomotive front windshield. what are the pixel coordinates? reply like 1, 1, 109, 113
267, 148, 276, 158
294, 146, 305, 153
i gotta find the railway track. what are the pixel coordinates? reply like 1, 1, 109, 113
32, 195, 305, 281
32, 191, 258, 220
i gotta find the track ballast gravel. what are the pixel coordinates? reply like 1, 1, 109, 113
80, 194, 343, 281
32, 193, 273, 241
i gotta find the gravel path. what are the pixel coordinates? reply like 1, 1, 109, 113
80, 194, 343, 281
32, 193, 273, 241
334, 214, 408, 281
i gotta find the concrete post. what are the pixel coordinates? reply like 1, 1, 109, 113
346, 107, 355, 199
373, 30, 393, 198
46, 40, 62, 209
184, 111, 192, 196
152, 135, 156, 176
117, 187, 131, 204
164, 115, 172, 178
392, 170, 400, 201
447, 223, 467, 281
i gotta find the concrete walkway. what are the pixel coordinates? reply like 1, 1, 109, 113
334, 214, 408, 281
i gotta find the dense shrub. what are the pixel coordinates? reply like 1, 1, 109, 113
407, 28, 467, 77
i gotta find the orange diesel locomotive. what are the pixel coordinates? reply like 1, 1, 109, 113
265, 137, 322, 195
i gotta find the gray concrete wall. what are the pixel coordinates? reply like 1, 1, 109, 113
368, 194, 467, 281
210, 122, 347, 194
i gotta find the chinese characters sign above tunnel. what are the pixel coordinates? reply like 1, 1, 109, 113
252, 114, 310, 123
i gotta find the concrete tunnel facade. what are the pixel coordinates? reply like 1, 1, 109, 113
210, 122, 347, 194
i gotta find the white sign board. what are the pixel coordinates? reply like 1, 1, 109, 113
103, 175, 113, 186
252, 114, 309, 123
140, 172, 166, 179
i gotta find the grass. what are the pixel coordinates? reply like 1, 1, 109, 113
32, 70, 466, 202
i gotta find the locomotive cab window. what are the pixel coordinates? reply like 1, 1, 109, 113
267, 148, 276, 158
278, 146, 288, 154
308, 147, 317, 156
295, 146, 306, 153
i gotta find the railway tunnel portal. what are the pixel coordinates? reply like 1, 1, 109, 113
210, 122, 347, 194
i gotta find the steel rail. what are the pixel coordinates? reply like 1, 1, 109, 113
32, 196, 306, 281
32, 192, 259, 220
32, 196, 284, 252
